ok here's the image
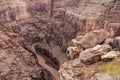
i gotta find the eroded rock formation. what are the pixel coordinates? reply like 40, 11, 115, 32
0, 30, 55, 80
0, 0, 120, 80
59, 30, 120, 80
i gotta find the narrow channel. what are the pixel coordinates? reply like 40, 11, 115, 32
31, 44, 60, 80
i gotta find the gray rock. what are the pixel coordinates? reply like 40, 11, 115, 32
76, 29, 109, 49
101, 51, 120, 60
79, 48, 102, 65
59, 58, 83, 80
113, 37, 120, 51
91, 73, 120, 80
66, 46, 78, 59
72, 36, 83, 45
66, 45, 83, 60
92, 45, 112, 53
102, 38, 113, 46
79, 44, 112, 64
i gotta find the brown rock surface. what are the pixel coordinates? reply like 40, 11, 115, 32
91, 73, 120, 80
75, 29, 110, 48
0, 0, 120, 80
0, 0, 119, 53
113, 37, 120, 51
0, 30, 55, 80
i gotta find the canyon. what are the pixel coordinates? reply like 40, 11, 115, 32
0, 0, 120, 80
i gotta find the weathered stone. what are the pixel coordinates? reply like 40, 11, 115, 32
79, 44, 112, 64
113, 37, 120, 51
66, 45, 83, 60
66, 46, 78, 59
79, 48, 102, 65
92, 45, 112, 53
72, 36, 83, 45
59, 58, 83, 80
101, 51, 120, 60
102, 38, 113, 45
1, 0, 120, 80
76, 29, 110, 49
91, 73, 120, 80
0, 31, 54, 80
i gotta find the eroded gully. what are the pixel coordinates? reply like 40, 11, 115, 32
31, 44, 60, 80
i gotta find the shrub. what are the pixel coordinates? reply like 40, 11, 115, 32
99, 62, 120, 76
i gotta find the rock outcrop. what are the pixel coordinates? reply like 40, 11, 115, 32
74, 29, 110, 48
59, 30, 120, 80
59, 58, 83, 80
113, 37, 120, 51
0, 0, 120, 80
0, 30, 55, 79
91, 73, 120, 80
0, 0, 120, 49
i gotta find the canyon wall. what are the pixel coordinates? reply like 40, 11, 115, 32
0, 0, 120, 46
0, 0, 120, 80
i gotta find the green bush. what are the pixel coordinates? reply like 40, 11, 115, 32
99, 62, 120, 76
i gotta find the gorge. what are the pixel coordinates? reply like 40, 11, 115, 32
0, 0, 120, 80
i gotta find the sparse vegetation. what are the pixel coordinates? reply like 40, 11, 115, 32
99, 62, 120, 76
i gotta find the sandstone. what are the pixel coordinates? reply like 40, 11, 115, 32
101, 51, 120, 60
59, 58, 83, 80
102, 38, 113, 45
0, 0, 120, 80
80, 44, 112, 64
91, 73, 120, 80
0, 31, 55, 80
72, 36, 83, 45
92, 45, 112, 53
66, 46, 78, 59
75, 29, 110, 49
79, 49, 102, 65
66, 45, 83, 60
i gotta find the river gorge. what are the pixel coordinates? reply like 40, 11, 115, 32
0, 0, 120, 80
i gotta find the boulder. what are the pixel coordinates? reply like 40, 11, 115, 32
59, 58, 83, 80
0, 31, 53, 80
79, 45, 112, 64
101, 51, 120, 60
75, 29, 109, 49
91, 73, 120, 80
72, 36, 83, 45
92, 45, 112, 53
102, 38, 113, 45
66, 45, 83, 60
113, 37, 120, 51
79, 49, 102, 65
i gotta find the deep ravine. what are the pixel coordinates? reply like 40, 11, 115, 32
31, 44, 60, 80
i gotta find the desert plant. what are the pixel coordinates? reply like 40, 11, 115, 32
99, 62, 120, 76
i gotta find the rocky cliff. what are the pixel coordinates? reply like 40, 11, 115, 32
1, 0, 120, 49
0, 28, 55, 79
0, 0, 120, 80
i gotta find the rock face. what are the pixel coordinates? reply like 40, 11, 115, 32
59, 29, 120, 80
59, 58, 83, 80
79, 44, 112, 65
0, 0, 120, 80
0, 0, 120, 49
80, 48, 102, 65
0, 30, 54, 80
66, 45, 83, 59
75, 29, 110, 48
101, 51, 120, 60
91, 73, 120, 80
0, 0, 52, 22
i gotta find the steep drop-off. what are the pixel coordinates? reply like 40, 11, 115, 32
0, 0, 120, 80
